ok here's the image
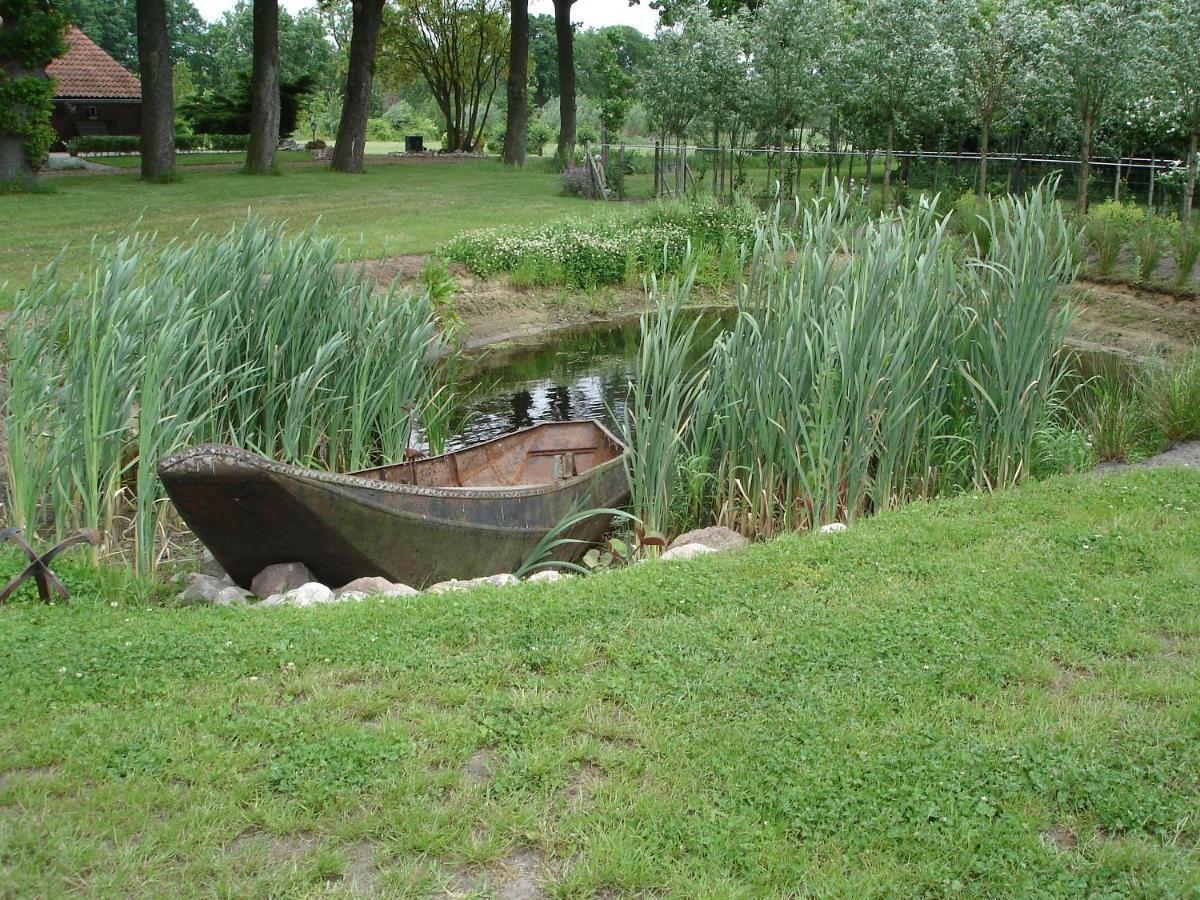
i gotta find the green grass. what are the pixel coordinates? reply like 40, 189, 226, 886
82, 150, 315, 169
0, 159, 613, 291
2, 469, 1198, 896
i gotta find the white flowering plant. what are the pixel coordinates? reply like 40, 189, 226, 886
442, 199, 758, 288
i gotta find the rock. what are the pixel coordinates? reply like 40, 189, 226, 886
213, 586, 252, 607
199, 549, 231, 581
257, 593, 285, 607
667, 526, 749, 553
336, 576, 393, 597
177, 572, 230, 605
818, 522, 848, 534
527, 570, 573, 583
660, 542, 717, 562
427, 573, 519, 594
251, 562, 314, 599
381, 583, 419, 597
338, 590, 368, 602
281, 582, 335, 607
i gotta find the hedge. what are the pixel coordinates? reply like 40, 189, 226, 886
66, 134, 252, 155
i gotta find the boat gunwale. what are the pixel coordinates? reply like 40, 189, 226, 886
158, 420, 630, 502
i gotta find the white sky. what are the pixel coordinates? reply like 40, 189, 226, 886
192, 1, 660, 34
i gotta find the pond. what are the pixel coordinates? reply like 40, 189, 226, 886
435, 311, 728, 452
430, 312, 1131, 453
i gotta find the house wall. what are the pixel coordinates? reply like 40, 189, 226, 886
52, 100, 141, 145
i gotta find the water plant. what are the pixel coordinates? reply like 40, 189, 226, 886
1136, 347, 1200, 443
1175, 226, 1200, 287
3, 218, 454, 573
626, 180, 1080, 538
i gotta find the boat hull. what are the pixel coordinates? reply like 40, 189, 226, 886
158, 429, 629, 589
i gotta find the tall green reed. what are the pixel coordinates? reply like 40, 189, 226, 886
3, 218, 454, 573
629, 180, 1079, 538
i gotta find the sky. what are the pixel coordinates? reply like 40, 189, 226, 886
192, 1, 660, 34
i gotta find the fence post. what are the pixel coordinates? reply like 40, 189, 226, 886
618, 143, 626, 201
677, 143, 685, 195
654, 141, 661, 198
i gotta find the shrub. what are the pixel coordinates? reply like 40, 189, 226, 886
1130, 214, 1177, 283
306, 139, 327, 151
365, 117, 395, 141
1083, 200, 1143, 276
1137, 347, 1200, 443
67, 134, 140, 154
207, 133, 250, 151
1175, 227, 1200, 287
561, 163, 598, 198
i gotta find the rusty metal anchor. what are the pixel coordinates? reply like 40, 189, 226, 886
0, 528, 99, 604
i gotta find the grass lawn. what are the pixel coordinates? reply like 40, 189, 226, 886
2, 469, 1198, 896
81, 150, 315, 169
0, 158, 611, 291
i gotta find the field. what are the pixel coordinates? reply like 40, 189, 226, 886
1, 468, 1198, 896
0, 158, 611, 291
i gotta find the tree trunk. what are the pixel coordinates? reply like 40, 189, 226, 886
0, 15, 36, 183
977, 119, 990, 200
1147, 153, 1155, 210
136, 0, 175, 180
1076, 116, 1093, 215
1184, 132, 1197, 231
332, 0, 386, 174
882, 121, 894, 207
553, 0, 576, 161
245, 0, 280, 175
502, 0, 529, 167
1113, 149, 1122, 201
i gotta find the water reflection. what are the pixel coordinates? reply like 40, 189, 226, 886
438, 313, 723, 451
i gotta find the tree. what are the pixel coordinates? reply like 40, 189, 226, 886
381, 0, 508, 153
552, 0, 576, 160
1157, 0, 1200, 226
945, 0, 1045, 198
1047, 0, 1144, 213
750, 0, 836, 189
503, 0, 529, 166
527, 12, 556, 106
846, 0, 951, 207
0, 0, 68, 185
594, 30, 635, 145
62, 0, 205, 73
332, 0, 386, 173
137, 0, 176, 180
196, 2, 335, 95
639, 19, 703, 143
245, 0, 279, 174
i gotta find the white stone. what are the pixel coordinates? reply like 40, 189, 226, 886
427, 573, 518, 594
659, 543, 717, 562
818, 522, 848, 534
336, 576, 394, 597
338, 590, 368, 602
282, 582, 335, 607
177, 573, 229, 605
381, 583, 419, 597
667, 526, 748, 552
213, 586, 252, 607
527, 570, 573, 583
251, 562, 314, 598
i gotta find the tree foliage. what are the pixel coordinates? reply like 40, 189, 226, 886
0, 0, 68, 179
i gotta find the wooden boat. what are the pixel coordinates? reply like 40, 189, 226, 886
158, 420, 629, 590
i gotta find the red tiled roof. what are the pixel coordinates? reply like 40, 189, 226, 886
47, 26, 141, 100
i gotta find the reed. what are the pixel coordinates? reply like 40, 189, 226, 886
3, 218, 454, 573
631, 180, 1079, 538
1136, 347, 1200, 443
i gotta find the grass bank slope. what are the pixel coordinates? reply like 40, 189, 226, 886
0, 159, 607, 291
2, 469, 1198, 896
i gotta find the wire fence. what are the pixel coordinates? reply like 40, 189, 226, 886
591, 140, 1190, 213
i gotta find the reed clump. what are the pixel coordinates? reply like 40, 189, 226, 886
626, 180, 1080, 537
3, 218, 454, 573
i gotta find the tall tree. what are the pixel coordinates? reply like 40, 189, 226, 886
1047, 0, 1143, 213
847, 0, 950, 207
137, 0, 176, 180
946, 0, 1044, 198
245, 0, 279, 174
62, 0, 205, 73
503, 0, 529, 166
381, 0, 508, 153
331, 0, 385, 173
552, 0, 575, 160
0, 0, 68, 185
1158, 0, 1200, 226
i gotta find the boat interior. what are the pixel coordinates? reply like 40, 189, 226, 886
351, 421, 625, 489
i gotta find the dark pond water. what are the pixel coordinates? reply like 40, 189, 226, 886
437, 312, 727, 451
431, 312, 1130, 453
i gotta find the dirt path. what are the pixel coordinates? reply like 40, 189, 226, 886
1070, 279, 1200, 358
1094, 440, 1200, 475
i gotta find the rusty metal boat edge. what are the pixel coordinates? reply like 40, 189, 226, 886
158, 420, 630, 590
